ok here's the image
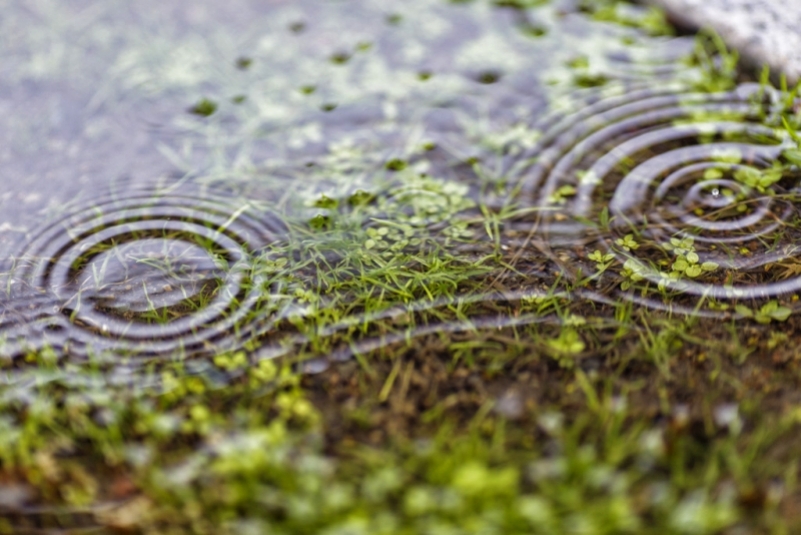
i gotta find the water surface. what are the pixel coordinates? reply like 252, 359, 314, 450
1, 0, 797, 374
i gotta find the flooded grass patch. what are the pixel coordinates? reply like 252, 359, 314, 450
2, 0, 801, 532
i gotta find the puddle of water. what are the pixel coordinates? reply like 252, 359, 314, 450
5, 184, 285, 359
510, 82, 801, 305
0, 0, 798, 379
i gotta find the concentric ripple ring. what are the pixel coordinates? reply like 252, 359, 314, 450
7, 189, 285, 358
514, 82, 801, 305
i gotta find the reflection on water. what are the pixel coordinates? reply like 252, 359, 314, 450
0, 0, 799, 370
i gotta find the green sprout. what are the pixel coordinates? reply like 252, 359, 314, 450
588, 250, 614, 274
662, 236, 695, 256
735, 300, 792, 324
661, 236, 717, 279
733, 165, 783, 193
615, 234, 639, 251
620, 258, 646, 291
546, 328, 586, 356
548, 185, 577, 205
364, 223, 420, 253
670, 253, 717, 279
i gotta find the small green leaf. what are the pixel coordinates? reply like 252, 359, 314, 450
754, 313, 772, 325
314, 194, 338, 209
783, 148, 801, 166
733, 166, 761, 187
770, 306, 792, 322
757, 168, 783, 189
673, 257, 689, 272
309, 213, 331, 230
761, 301, 778, 314
348, 190, 374, 206
685, 264, 702, 278
547, 329, 585, 355
190, 98, 218, 117
599, 206, 609, 228
615, 234, 639, 251
385, 159, 408, 171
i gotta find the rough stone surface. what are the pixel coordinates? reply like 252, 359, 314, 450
650, 0, 801, 82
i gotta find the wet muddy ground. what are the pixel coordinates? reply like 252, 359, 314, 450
2, 0, 801, 533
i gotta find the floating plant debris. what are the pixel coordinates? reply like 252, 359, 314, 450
476, 70, 502, 84
189, 98, 218, 117
235, 57, 253, 70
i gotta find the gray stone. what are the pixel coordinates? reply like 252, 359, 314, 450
649, 0, 801, 83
